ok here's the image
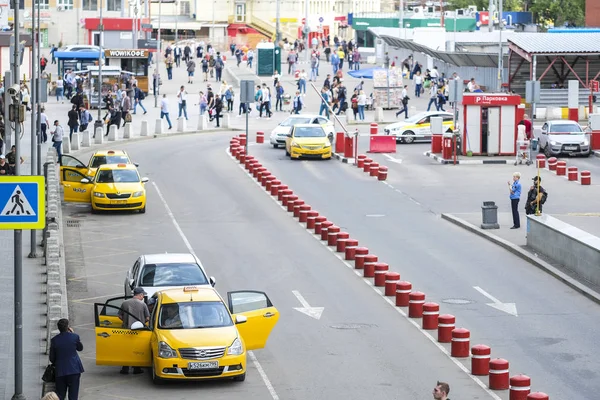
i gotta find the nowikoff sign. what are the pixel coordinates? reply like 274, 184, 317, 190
104, 49, 149, 58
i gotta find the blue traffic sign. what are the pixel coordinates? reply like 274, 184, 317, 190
319, 17, 324, 23
0, 176, 46, 229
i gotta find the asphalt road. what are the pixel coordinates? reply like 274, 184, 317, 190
250, 140, 600, 400
63, 133, 497, 400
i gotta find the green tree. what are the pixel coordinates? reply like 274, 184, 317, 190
529, 0, 585, 26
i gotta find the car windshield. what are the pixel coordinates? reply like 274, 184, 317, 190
140, 263, 208, 287
159, 301, 233, 329
280, 117, 313, 127
294, 126, 326, 138
90, 155, 130, 168
549, 123, 583, 134
95, 169, 139, 183
404, 112, 430, 124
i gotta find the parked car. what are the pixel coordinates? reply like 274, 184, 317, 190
383, 111, 454, 143
537, 120, 591, 157
270, 114, 334, 148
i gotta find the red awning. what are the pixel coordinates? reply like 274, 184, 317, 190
334, 16, 347, 22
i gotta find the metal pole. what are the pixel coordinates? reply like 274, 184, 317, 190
3, 71, 11, 153
155, 0, 161, 108
29, 0, 38, 258
132, 6, 137, 48
275, 0, 281, 44
121, 0, 125, 17
532, 55, 537, 119
36, 0, 41, 177
488, 0, 494, 32
245, 102, 249, 155
11, 0, 25, 397
304, 0, 309, 62
399, 0, 403, 37
211, 0, 214, 43
144, 0, 150, 40
95, 0, 105, 133
497, 0, 503, 92
175, 0, 179, 42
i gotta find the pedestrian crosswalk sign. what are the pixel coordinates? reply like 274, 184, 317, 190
0, 176, 46, 230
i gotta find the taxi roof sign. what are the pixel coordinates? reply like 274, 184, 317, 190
117, 163, 127, 167
183, 286, 199, 292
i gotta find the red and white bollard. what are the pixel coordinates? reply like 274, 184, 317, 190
489, 358, 510, 390
298, 204, 311, 220
369, 163, 380, 177
422, 302, 439, 330
289, 198, 304, 213
256, 131, 264, 143
535, 154, 546, 168
451, 328, 470, 358
253, 166, 266, 179
283, 194, 298, 208
264, 175, 276, 188
567, 166, 578, 181
256, 169, 269, 182
581, 170, 592, 185
437, 314, 455, 343
278, 188, 292, 201
384, 272, 400, 296
239, 134, 247, 146
547, 157, 558, 171
395, 281, 412, 306
556, 160, 567, 176
319, 221, 334, 239
353, 250, 371, 268
335, 232, 350, 252
378, 166, 388, 181
327, 226, 341, 246
344, 240, 360, 260
370, 123, 378, 135
527, 393, 549, 400
293, 201, 308, 217
270, 181, 282, 196
239, 152, 246, 164
357, 154, 367, 168
313, 216, 328, 234
361, 254, 378, 273
408, 291, 426, 318
471, 344, 491, 376
363, 159, 373, 173
373, 263, 389, 286
305, 211, 319, 228
509, 375, 531, 400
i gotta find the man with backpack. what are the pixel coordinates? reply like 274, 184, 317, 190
214, 53, 225, 82
79, 106, 93, 132
525, 176, 548, 215
201, 57, 209, 82
132, 84, 147, 115
336, 83, 347, 115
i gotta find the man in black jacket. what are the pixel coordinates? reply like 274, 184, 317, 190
50, 318, 84, 400
525, 176, 548, 215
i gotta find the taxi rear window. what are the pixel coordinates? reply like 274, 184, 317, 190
140, 263, 208, 287
159, 302, 233, 329
90, 155, 129, 168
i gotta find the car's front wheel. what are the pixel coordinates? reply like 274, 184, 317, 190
152, 358, 164, 385
273, 144, 279, 149
139, 206, 146, 214
402, 131, 416, 144
285, 149, 290, 156
233, 372, 246, 382
544, 145, 552, 158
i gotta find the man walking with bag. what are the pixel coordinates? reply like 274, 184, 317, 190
49, 318, 84, 400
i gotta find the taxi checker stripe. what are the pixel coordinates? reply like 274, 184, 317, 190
111, 329, 139, 335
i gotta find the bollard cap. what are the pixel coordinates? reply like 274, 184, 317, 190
321, 221, 334, 228
451, 327, 470, 338
374, 262, 389, 271
345, 239, 359, 246
315, 216, 327, 223
423, 302, 439, 311
527, 392, 549, 400
509, 374, 531, 386
396, 280, 412, 290
471, 344, 491, 355
489, 358, 509, 369
363, 254, 378, 262
357, 154, 368, 160
379, 166, 389, 172
385, 271, 400, 280
337, 232, 350, 239
438, 314, 455, 323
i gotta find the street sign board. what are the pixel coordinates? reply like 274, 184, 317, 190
319, 17, 324, 23
592, 80, 599, 92
448, 79, 463, 103
240, 80, 255, 103
525, 80, 541, 103
141, 23, 153, 29
0, 176, 45, 230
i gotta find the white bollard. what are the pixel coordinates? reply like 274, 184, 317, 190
140, 120, 149, 137
374, 107, 384, 122
95, 127, 104, 144
108, 124, 118, 141
123, 123, 132, 139
222, 114, 230, 129
198, 115, 209, 131
177, 117, 187, 132
71, 132, 80, 150
154, 118, 163, 135
62, 136, 71, 154
81, 130, 91, 147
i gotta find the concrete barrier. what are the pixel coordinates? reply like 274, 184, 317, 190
155, 118, 163, 135
527, 214, 600, 287
81, 130, 91, 147
222, 114, 230, 129
198, 115, 209, 130
71, 133, 80, 151
374, 107, 384, 122
123, 123, 132, 139
95, 127, 104, 144
140, 120, 149, 136
62, 135, 71, 154
177, 117, 186, 132
108, 125, 118, 141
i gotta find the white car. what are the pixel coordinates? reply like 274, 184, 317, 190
270, 114, 335, 148
124, 253, 216, 299
383, 111, 454, 143
537, 120, 591, 157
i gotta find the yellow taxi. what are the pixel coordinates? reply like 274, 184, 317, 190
61, 163, 148, 213
383, 111, 454, 144
59, 150, 136, 180
94, 286, 279, 384
285, 124, 332, 160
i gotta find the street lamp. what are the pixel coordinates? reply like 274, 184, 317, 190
94, 0, 105, 134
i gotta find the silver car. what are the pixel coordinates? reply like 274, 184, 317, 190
538, 120, 592, 157
124, 253, 216, 299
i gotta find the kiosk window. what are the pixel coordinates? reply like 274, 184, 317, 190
121, 59, 148, 76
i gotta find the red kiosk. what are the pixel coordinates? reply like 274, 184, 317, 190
460, 93, 523, 156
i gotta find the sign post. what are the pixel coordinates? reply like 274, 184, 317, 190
240, 80, 255, 155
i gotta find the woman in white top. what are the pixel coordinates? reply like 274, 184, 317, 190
55, 77, 64, 103
357, 90, 367, 121
272, 70, 281, 88
413, 72, 423, 98
177, 85, 188, 120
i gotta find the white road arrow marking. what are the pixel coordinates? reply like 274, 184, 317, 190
383, 154, 403, 164
473, 286, 518, 317
292, 290, 324, 320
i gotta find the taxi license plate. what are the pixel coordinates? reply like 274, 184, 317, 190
110, 200, 127, 205
188, 361, 218, 370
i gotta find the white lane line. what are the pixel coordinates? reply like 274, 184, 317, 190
365, 214, 386, 217
151, 180, 280, 400
226, 147, 502, 400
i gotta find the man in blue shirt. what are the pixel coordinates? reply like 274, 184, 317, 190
319, 87, 330, 117
508, 172, 522, 229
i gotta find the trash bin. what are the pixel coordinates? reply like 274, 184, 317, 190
481, 201, 500, 229
531, 138, 538, 151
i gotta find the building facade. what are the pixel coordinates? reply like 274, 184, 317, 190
587, 0, 600, 27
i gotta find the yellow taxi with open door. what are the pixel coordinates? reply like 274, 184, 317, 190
59, 150, 136, 183
93, 286, 279, 384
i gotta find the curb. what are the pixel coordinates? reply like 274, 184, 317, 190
441, 213, 600, 305
424, 151, 513, 165
594, 150, 600, 158
333, 152, 354, 164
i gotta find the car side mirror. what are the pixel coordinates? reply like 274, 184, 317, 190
209, 276, 216, 287
235, 315, 247, 324
130, 321, 145, 330
80, 178, 91, 184
141, 177, 149, 183
134, 163, 139, 167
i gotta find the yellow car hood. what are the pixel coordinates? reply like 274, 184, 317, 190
158, 326, 238, 348
293, 137, 330, 145
94, 182, 144, 193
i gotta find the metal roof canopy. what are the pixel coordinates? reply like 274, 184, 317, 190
379, 35, 502, 68
508, 33, 600, 56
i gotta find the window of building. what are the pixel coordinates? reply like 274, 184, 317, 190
179, 0, 190, 15
106, 0, 121, 11
57, 0, 74, 10
82, 0, 98, 11
34, 0, 49, 10
235, 2, 246, 23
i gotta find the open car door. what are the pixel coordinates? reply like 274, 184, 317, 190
60, 155, 88, 183
98, 295, 132, 327
61, 169, 93, 203
228, 290, 279, 351
94, 302, 152, 367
